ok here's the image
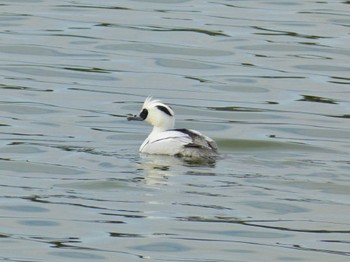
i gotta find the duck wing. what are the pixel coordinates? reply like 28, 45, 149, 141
174, 129, 218, 152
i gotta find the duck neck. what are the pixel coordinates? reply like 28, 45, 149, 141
151, 126, 168, 134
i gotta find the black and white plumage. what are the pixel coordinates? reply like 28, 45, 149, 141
127, 97, 218, 159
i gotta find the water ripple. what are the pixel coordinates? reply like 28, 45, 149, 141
1, 1, 349, 261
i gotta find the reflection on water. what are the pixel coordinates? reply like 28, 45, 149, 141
1, 0, 350, 261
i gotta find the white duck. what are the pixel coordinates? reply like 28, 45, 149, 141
127, 97, 218, 159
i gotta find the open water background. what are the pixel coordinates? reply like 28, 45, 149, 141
0, 0, 349, 261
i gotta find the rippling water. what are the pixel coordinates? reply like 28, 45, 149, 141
1, 0, 349, 261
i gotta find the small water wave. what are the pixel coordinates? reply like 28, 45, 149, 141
1, 1, 349, 261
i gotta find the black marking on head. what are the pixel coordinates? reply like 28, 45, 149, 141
156, 105, 173, 116
139, 109, 148, 120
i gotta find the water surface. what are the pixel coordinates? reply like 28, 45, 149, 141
1, 0, 349, 261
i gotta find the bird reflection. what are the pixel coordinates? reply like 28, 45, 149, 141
136, 153, 216, 186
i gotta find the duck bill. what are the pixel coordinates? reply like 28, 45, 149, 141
127, 115, 144, 121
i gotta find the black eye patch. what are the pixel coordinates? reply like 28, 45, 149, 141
156, 105, 173, 116
140, 109, 148, 120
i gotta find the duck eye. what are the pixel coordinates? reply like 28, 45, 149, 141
140, 109, 148, 120
156, 105, 173, 116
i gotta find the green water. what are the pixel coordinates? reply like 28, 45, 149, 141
0, 0, 349, 261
